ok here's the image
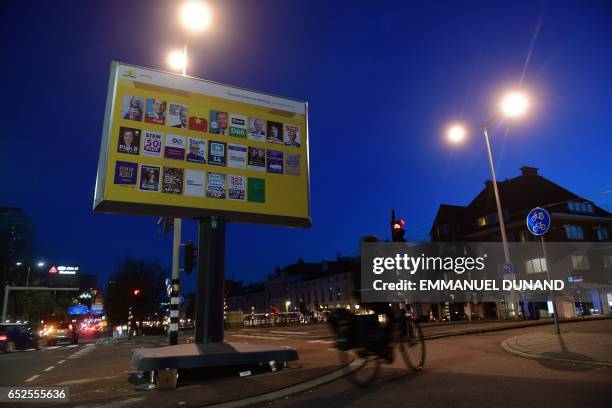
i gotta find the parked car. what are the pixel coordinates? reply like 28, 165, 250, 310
0, 323, 44, 352
43, 321, 78, 346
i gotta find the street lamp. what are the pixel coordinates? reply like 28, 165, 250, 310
285, 300, 291, 313
166, 2, 212, 346
447, 90, 530, 317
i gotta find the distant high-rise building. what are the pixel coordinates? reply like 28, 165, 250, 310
0, 207, 35, 264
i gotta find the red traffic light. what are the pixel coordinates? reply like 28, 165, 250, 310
393, 220, 405, 230
133, 289, 141, 296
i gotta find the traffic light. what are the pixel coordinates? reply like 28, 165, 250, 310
183, 241, 197, 274
133, 289, 141, 296
390, 209, 406, 242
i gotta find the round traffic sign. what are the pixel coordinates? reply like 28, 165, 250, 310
526, 207, 551, 236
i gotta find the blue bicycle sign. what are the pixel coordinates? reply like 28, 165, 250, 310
526, 207, 551, 236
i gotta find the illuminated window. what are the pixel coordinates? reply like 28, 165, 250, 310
525, 258, 547, 274
571, 255, 590, 270
477, 217, 487, 227
568, 201, 594, 213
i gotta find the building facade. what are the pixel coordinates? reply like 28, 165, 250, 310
429, 166, 612, 320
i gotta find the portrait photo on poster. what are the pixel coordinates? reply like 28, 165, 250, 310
121, 94, 143, 122
139, 164, 161, 192
266, 120, 283, 144
248, 117, 266, 141
168, 103, 188, 128
284, 124, 301, 147
186, 137, 207, 164
209, 110, 229, 135
144, 98, 167, 125
248, 146, 266, 171
117, 126, 141, 155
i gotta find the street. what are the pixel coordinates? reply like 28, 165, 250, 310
0, 319, 609, 407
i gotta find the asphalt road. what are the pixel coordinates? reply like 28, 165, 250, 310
0, 320, 609, 407
261, 320, 612, 408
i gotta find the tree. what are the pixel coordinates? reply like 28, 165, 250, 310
106, 257, 168, 326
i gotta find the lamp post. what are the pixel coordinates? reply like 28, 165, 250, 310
447, 91, 529, 318
166, 1, 211, 346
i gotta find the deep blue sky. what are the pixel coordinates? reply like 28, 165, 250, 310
1, 1, 611, 291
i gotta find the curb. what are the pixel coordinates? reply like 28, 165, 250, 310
201, 354, 362, 408
500, 337, 612, 368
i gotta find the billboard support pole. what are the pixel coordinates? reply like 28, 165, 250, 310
195, 216, 225, 343
169, 218, 182, 345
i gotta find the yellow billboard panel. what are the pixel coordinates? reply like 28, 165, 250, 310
94, 63, 310, 227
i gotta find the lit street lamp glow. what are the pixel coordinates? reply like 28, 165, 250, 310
37, 261, 45, 267
500, 91, 529, 118
448, 125, 467, 143
168, 50, 187, 72
15, 262, 22, 266
181, 1, 211, 32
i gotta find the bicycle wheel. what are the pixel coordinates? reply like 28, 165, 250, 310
396, 318, 425, 371
338, 347, 382, 388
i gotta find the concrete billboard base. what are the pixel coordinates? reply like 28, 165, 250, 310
131, 342, 299, 372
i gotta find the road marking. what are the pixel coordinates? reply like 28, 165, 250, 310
25, 374, 40, 383
66, 344, 79, 348
231, 334, 286, 340
57, 359, 66, 365
43, 366, 55, 372
46, 346, 60, 350
307, 339, 334, 344
57, 375, 118, 386
269, 331, 310, 335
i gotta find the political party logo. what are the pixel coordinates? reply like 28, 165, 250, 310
206, 172, 226, 199
209, 110, 229, 135
167, 103, 188, 128
162, 167, 184, 194
228, 175, 246, 201
142, 131, 163, 157
229, 114, 247, 138
247, 147, 265, 171
208, 141, 227, 166
185, 169, 205, 197
285, 153, 301, 176
188, 116, 208, 132
266, 149, 284, 174
228, 144, 247, 169
165, 134, 185, 160
186, 137, 206, 164
117, 127, 141, 155
122, 68, 137, 79
114, 161, 138, 185
139, 165, 161, 192
247, 177, 265, 203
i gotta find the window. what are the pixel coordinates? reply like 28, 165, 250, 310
336, 286, 341, 301
439, 224, 450, 234
596, 227, 610, 241
477, 217, 487, 227
328, 288, 332, 301
571, 255, 590, 270
603, 256, 612, 269
564, 225, 584, 240
568, 201, 594, 213
525, 258, 547, 274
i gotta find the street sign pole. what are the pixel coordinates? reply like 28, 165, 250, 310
169, 218, 182, 345
540, 235, 561, 334
195, 216, 225, 343
526, 207, 560, 334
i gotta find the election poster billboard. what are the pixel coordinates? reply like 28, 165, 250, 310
94, 62, 310, 227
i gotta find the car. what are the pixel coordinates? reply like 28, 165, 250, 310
0, 323, 44, 353
43, 321, 79, 346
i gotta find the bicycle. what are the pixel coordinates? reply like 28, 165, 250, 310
329, 308, 426, 387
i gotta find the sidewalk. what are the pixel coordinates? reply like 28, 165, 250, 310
501, 319, 612, 367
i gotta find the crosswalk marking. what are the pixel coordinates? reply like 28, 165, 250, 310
230, 334, 286, 340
